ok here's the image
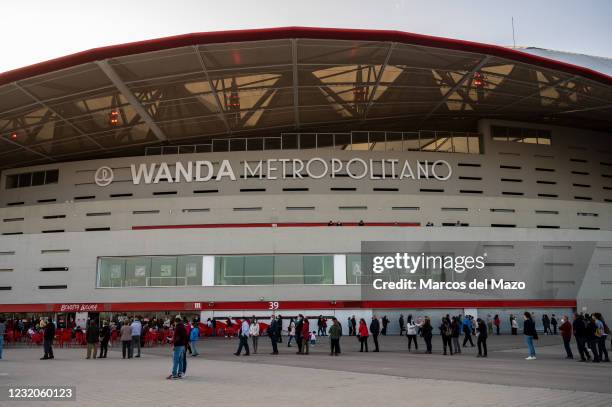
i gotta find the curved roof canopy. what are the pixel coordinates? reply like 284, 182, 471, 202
1, 27, 611, 170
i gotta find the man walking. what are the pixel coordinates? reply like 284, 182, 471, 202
131, 317, 142, 358
462, 316, 474, 347
370, 315, 380, 352
190, 321, 200, 357
398, 315, 405, 336
234, 318, 250, 356
573, 313, 590, 361
41, 318, 55, 360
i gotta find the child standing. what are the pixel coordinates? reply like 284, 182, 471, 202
309, 331, 317, 346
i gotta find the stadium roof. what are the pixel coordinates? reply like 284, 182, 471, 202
1, 26, 611, 170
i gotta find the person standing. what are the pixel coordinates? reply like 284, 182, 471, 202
486, 314, 493, 336
276, 315, 283, 343
268, 316, 279, 355
511, 315, 518, 335
551, 314, 558, 335
167, 317, 187, 379
249, 318, 259, 354
328, 318, 341, 356
234, 318, 250, 356
451, 316, 461, 354
398, 315, 405, 336
301, 317, 310, 355
585, 314, 601, 363
381, 315, 389, 336
41, 318, 55, 360
0, 317, 5, 359
350, 316, 357, 336
120, 320, 132, 359
347, 317, 353, 336
462, 316, 474, 347
558, 315, 573, 359
542, 314, 551, 335
370, 316, 381, 352
295, 315, 303, 354
406, 315, 419, 352
190, 321, 200, 357
421, 317, 433, 354
523, 312, 538, 360
357, 318, 369, 352
86, 320, 99, 359
493, 315, 501, 335
440, 317, 453, 355
99, 321, 110, 358
476, 318, 488, 357
287, 318, 295, 347
131, 317, 142, 358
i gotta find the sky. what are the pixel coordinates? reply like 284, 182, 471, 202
1, 0, 611, 74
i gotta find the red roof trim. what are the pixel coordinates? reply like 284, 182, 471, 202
1, 26, 611, 87
0, 299, 576, 313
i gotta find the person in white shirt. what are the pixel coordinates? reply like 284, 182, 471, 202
233, 319, 250, 356
249, 318, 260, 354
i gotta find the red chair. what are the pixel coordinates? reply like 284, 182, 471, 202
31, 332, 43, 346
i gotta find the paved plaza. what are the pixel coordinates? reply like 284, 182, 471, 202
1, 335, 611, 406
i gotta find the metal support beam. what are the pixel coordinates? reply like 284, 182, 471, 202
418, 55, 491, 125
0, 131, 55, 161
363, 42, 396, 119
193, 46, 231, 134
96, 60, 168, 142
495, 75, 578, 112
291, 39, 300, 129
12, 82, 106, 150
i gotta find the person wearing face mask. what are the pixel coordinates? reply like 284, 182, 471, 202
558, 315, 573, 359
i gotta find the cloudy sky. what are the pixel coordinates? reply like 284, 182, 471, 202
1, 0, 611, 74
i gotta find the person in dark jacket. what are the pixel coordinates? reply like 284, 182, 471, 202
542, 314, 551, 335
276, 315, 283, 343
167, 318, 187, 379
350, 316, 357, 336
398, 315, 405, 336
99, 321, 111, 358
328, 318, 342, 356
294, 315, 303, 354
381, 315, 389, 336
300, 318, 310, 354
86, 320, 100, 359
572, 313, 590, 362
421, 317, 433, 354
439, 317, 453, 355
558, 315, 573, 359
585, 315, 601, 363
523, 312, 538, 360
476, 318, 488, 357
268, 316, 279, 355
370, 316, 381, 352
451, 316, 461, 354
551, 314, 558, 335
41, 318, 55, 360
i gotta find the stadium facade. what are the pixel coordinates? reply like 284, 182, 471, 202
0, 27, 611, 333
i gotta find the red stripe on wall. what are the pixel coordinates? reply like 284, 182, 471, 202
0, 299, 577, 313
132, 222, 420, 230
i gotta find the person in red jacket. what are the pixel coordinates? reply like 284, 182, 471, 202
558, 315, 574, 359
300, 318, 310, 355
358, 319, 369, 352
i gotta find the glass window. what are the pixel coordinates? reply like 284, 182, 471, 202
6, 175, 18, 189
273, 255, 304, 284
32, 171, 46, 186
346, 254, 363, 284
150, 256, 177, 286
18, 173, 32, 188
45, 169, 59, 184
215, 256, 244, 285
98, 258, 126, 287
244, 256, 274, 285
125, 257, 151, 287
177, 255, 202, 286
303, 255, 334, 284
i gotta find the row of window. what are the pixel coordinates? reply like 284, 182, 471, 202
5, 170, 58, 189
97, 256, 203, 287
491, 125, 552, 145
